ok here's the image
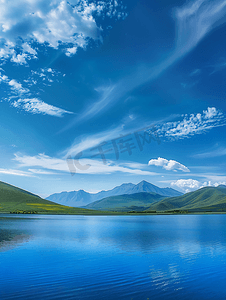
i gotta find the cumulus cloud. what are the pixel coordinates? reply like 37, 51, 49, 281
0, 0, 127, 64
148, 157, 190, 172
171, 179, 226, 193
171, 179, 201, 190
156, 107, 225, 140
200, 181, 226, 188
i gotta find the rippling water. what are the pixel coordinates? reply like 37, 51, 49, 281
0, 214, 226, 300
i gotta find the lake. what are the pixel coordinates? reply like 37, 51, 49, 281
0, 214, 226, 300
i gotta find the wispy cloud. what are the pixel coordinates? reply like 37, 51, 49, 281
0, 0, 127, 64
62, 84, 118, 130
0, 167, 58, 177
28, 169, 58, 175
64, 106, 225, 162
193, 146, 226, 158
156, 107, 226, 140
14, 153, 156, 176
0, 73, 28, 95
209, 58, 226, 74
62, 115, 163, 158
0, 168, 33, 177
63, 124, 124, 157
148, 157, 190, 172
12, 98, 73, 117
0, 70, 72, 117
173, 0, 226, 55
64, 0, 226, 128
190, 69, 201, 76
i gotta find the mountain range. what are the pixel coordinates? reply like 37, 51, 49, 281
145, 185, 226, 212
85, 192, 166, 212
46, 180, 183, 207
1, 180, 226, 214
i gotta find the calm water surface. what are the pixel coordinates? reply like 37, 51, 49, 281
0, 214, 226, 300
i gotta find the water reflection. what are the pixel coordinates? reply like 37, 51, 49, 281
1, 215, 226, 254
0, 228, 30, 252
0, 215, 226, 300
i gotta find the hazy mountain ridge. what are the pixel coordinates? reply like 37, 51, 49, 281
46, 180, 183, 207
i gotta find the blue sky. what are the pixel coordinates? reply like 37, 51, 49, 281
0, 0, 226, 197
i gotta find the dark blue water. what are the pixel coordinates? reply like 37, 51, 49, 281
0, 214, 226, 300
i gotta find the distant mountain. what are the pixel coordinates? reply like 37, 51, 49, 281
145, 186, 226, 212
46, 190, 93, 207
46, 180, 183, 207
128, 181, 182, 197
0, 181, 95, 215
85, 192, 166, 212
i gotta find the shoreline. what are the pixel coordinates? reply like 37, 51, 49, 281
1, 211, 226, 216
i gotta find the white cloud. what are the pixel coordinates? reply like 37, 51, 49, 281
0, 167, 56, 176
0, 168, 33, 177
63, 119, 160, 158
200, 180, 226, 188
203, 107, 219, 119
66, 46, 77, 57
8, 79, 28, 94
0, 0, 127, 64
171, 179, 201, 190
63, 126, 120, 157
171, 179, 226, 193
1, 69, 72, 116
22, 42, 38, 56
28, 168, 57, 175
148, 157, 190, 172
156, 107, 225, 140
173, 0, 226, 56
1, 72, 29, 94
27, 68, 63, 86
213, 181, 226, 187
12, 98, 73, 117
11, 53, 28, 64
14, 153, 155, 176
63, 106, 224, 161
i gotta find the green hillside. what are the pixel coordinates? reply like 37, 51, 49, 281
0, 181, 112, 215
85, 192, 166, 212
145, 186, 226, 213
